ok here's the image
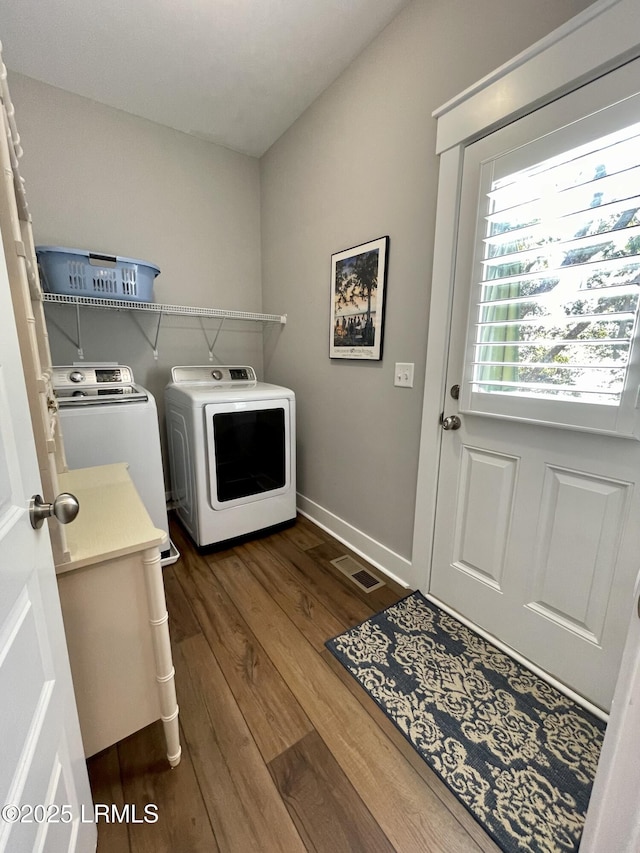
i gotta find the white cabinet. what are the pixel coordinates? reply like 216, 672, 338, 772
55, 463, 181, 765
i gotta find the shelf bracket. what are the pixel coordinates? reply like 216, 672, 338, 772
75, 303, 84, 360
44, 309, 84, 359
129, 311, 164, 360
199, 317, 225, 362
152, 311, 163, 360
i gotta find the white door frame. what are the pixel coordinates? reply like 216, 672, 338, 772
411, 0, 640, 845
579, 570, 640, 850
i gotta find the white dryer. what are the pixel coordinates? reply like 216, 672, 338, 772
164, 365, 296, 547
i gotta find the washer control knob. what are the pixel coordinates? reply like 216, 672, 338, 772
69, 370, 84, 383
211, 369, 223, 380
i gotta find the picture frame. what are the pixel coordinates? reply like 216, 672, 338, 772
329, 236, 389, 360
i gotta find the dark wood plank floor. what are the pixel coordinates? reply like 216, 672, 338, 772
87, 514, 501, 852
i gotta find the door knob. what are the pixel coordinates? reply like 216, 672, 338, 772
30, 493, 80, 529
441, 414, 462, 431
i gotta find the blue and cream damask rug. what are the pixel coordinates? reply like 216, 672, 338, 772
326, 591, 605, 853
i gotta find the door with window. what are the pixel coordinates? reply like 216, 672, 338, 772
431, 59, 640, 712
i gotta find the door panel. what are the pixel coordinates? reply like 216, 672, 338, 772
0, 223, 94, 851
453, 447, 518, 588
431, 60, 640, 711
530, 466, 629, 641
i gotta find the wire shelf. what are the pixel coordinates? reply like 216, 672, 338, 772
41, 292, 286, 324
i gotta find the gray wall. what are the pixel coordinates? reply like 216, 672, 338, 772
260, 0, 594, 564
10, 73, 264, 486
9, 0, 593, 570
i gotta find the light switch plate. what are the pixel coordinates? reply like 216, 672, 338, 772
394, 363, 414, 388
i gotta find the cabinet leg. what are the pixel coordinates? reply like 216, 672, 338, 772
143, 546, 182, 767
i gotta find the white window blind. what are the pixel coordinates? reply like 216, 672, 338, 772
473, 121, 640, 410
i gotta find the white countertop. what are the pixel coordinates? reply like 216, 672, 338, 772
56, 463, 166, 574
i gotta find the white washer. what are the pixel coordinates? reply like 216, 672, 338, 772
164, 365, 296, 547
54, 364, 178, 565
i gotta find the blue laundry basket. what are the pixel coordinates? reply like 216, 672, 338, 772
36, 246, 160, 303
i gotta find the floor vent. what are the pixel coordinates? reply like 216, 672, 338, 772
330, 555, 385, 593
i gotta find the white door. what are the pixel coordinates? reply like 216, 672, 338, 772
431, 60, 640, 713
0, 246, 95, 848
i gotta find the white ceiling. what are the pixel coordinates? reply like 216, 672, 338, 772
0, 0, 411, 157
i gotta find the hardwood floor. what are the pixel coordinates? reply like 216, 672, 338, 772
87, 514, 500, 852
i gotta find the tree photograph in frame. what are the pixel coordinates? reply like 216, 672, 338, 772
329, 236, 389, 360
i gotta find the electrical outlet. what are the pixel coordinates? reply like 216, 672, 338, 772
394, 362, 414, 388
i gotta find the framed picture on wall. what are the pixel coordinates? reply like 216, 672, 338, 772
329, 236, 389, 360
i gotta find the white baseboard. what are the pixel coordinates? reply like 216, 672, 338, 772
296, 493, 412, 589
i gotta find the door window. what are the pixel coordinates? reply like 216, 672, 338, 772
461, 94, 640, 438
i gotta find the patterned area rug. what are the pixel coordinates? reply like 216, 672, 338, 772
326, 591, 605, 853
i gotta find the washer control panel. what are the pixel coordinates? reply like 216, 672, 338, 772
53, 365, 134, 388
